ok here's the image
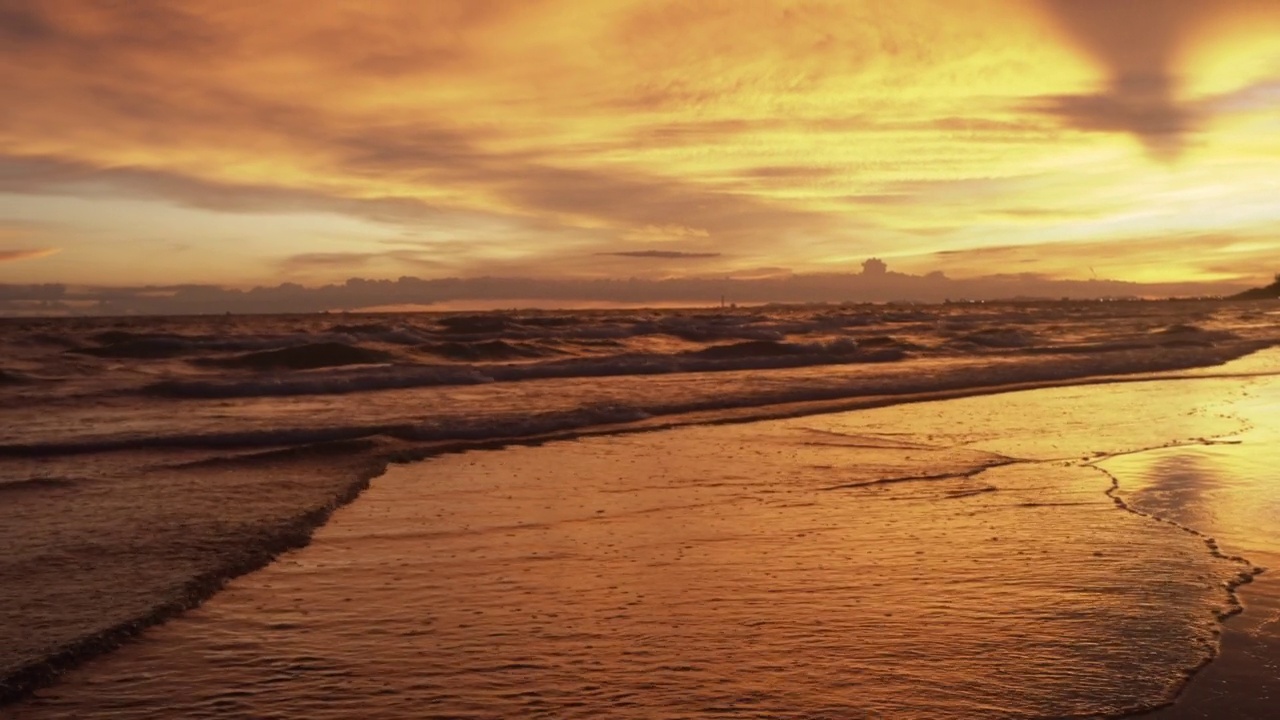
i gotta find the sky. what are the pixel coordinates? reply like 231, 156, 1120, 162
2, 0, 1279, 308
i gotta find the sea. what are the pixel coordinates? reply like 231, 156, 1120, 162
3, 299, 1280, 718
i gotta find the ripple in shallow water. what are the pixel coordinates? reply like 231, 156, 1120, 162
10, 383, 1250, 719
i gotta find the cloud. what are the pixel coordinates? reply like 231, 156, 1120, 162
0, 1, 1032, 249
599, 251, 721, 259
741, 165, 840, 180
1202, 76, 1280, 115
1028, 80, 1197, 161
0, 154, 449, 223
278, 252, 381, 272
1035, 0, 1280, 159
1034, 0, 1205, 158
0, 247, 60, 263
920, 232, 1265, 284
0, 2, 56, 44
2, 1, 1279, 289
278, 249, 447, 276
620, 224, 712, 243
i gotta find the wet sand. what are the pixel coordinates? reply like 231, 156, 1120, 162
1106, 384, 1280, 718
0, 443, 389, 702
9, 366, 1280, 719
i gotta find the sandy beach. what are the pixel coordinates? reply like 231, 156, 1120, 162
1113, 380, 1280, 719
8, 353, 1279, 719
8, 0, 1280, 715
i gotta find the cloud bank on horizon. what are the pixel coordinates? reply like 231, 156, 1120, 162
1, 0, 1279, 304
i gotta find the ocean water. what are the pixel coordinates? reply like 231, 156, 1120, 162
2, 299, 1280, 716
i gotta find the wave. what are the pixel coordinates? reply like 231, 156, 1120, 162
64, 330, 430, 361
2, 315, 1276, 706
141, 341, 905, 399
0, 405, 654, 457
949, 327, 1040, 349
688, 338, 859, 359
196, 342, 397, 371
15, 341, 1272, 457
44, 311, 1250, 377
324, 322, 435, 345
133, 322, 1257, 403
1158, 323, 1206, 335
416, 339, 560, 362
0, 477, 77, 493
0, 423, 407, 456
144, 366, 494, 399
68, 336, 201, 359
424, 312, 798, 343
435, 314, 521, 335
22, 333, 84, 349
1154, 324, 1240, 348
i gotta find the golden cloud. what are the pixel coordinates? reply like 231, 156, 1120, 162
2, 0, 1279, 287
0, 247, 61, 263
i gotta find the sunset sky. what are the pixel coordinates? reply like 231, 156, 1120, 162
2, 0, 1279, 296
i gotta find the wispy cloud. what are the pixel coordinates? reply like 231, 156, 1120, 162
0, 248, 61, 263
2, 1, 1279, 289
599, 251, 721, 259
920, 232, 1265, 284
278, 249, 447, 276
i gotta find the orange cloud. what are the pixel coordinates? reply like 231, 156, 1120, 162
0, 247, 60, 263
2, 1, 1279, 289
1034, 0, 1280, 159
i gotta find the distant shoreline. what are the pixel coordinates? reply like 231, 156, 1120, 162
1229, 278, 1280, 301
0, 294, 1260, 321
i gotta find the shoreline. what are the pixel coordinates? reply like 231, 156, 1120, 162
1095, 459, 1266, 717
1102, 409, 1280, 719
6, 363, 1279, 717
5, 355, 1280, 707
0, 451, 385, 705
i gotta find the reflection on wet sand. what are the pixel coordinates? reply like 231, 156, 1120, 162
1102, 388, 1280, 720
12, 373, 1275, 719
